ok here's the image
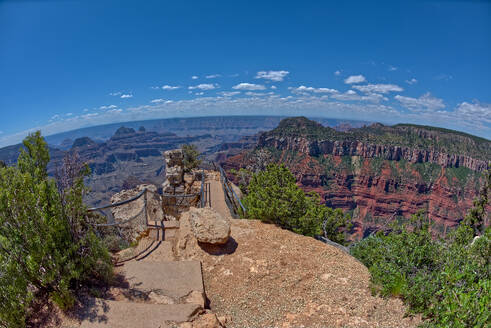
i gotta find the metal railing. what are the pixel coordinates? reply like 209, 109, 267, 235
214, 162, 246, 218
88, 188, 148, 227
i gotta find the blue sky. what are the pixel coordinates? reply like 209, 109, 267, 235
0, 0, 490, 146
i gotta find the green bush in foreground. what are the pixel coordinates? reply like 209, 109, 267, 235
0, 132, 112, 328
351, 167, 491, 327
242, 163, 351, 244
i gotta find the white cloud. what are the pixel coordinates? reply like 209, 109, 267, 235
406, 78, 418, 85
219, 91, 241, 97
289, 85, 339, 94
330, 90, 388, 103
191, 75, 199, 80
270, 85, 277, 90
188, 83, 218, 90
195, 92, 204, 96
205, 74, 221, 79
66, 113, 73, 116
245, 91, 275, 97
109, 91, 122, 96
334, 70, 341, 76
352, 83, 403, 94
121, 94, 133, 98
394, 92, 445, 111
151, 98, 166, 103
2, 91, 491, 148
150, 86, 160, 90
255, 70, 290, 82
388, 65, 398, 71
99, 104, 117, 110
454, 101, 491, 124
161, 85, 180, 90
344, 75, 366, 84
232, 83, 266, 90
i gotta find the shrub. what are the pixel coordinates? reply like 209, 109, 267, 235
351, 168, 491, 327
0, 132, 112, 328
181, 144, 202, 173
242, 163, 351, 244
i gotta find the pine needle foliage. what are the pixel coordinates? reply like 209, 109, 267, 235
351, 167, 491, 327
0, 131, 112, 328
242, 163, 351, 244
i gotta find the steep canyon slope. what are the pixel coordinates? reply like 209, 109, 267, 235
224, 117, 491, 238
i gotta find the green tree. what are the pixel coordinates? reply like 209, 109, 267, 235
0, 132, 112, 328
351, 198, 490, 326
242, 163, 351, 244
463, 165, 490, 235
181, 144, 201, 173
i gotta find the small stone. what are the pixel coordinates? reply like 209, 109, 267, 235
182, 290, 206, 309
192, 313, 222, 328
148, 291, 175, 304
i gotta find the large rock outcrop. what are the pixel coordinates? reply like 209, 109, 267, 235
110, 184, 163, 242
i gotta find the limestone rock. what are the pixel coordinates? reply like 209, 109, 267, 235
164, 149, 184, 167
166, 165, 184, 185
191, 312, 223, 328
110, 184, 163, 242
188, 207, 231, 245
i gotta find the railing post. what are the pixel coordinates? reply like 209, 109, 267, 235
144, 188, 148, 226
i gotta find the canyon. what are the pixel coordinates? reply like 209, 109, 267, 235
223, 117, 490, 238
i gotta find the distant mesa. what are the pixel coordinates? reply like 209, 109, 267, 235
71, 137, 96, 149
114, 126, 136, 136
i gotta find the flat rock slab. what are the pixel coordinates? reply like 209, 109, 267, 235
77, 299, 201, 328
120, 261, 204, 300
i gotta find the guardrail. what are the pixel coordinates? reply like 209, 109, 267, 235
88, 188, 148, 227
214, 162, 246, 218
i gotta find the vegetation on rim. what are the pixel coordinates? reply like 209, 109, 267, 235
241, 163, 352, 244
351, 167, 490, 327
0, 132, 112, 328
267, 117, 491, 161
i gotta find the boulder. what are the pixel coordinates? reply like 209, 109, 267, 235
188, 207, 231, 245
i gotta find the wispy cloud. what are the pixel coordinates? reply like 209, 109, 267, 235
454, 101, 491, 124
344, 75, 366, 84
205, 74, 221, 79
255, 70, 290, 82
109, 91, 122, 96
188, 83, 218, 90
330, 90, 388, 103
191, 75, 199, 80
151, 98, 166, 103
334, 70, 341, 76
394, 92, 444, 111
289, 85, 339, 94
162, 85, 180, 90
388, 65, 398, 71
219, 91, 241, 97
99, 105, 117, 110
121, 94, 133, 98
232, 83, 266, 90
405, 78, 418, 85
434, 73, 453, 81
352, 83, 403, 94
